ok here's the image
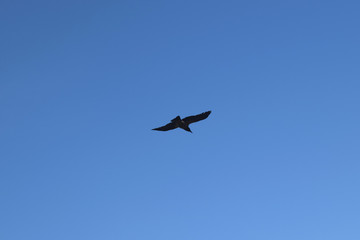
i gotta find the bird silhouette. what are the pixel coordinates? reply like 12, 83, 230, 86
152, 111, 211, 133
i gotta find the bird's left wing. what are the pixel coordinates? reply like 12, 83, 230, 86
183, 111, 211, 125
152, 122, 177, 131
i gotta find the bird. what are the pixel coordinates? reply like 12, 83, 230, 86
152, 111, 211, 133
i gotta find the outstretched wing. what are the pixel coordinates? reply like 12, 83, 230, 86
183, 111, 211, 125
152, 122, 177, 131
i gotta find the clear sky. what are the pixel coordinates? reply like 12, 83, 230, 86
1, 0, 360, 239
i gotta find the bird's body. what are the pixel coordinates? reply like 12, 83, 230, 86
152, 111, 211, 133
171, 116, 192, 132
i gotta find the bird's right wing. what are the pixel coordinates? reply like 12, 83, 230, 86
152, 122, 177, 131
183, 111, 211, 125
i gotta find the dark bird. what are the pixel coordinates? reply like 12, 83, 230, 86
152, 111, 211, 133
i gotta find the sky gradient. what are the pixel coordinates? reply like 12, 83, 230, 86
1, 1, 360, 239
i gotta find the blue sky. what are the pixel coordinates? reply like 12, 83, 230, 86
1, 0, 360, 239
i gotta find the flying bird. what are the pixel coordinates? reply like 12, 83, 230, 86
152, 111, 211, 133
